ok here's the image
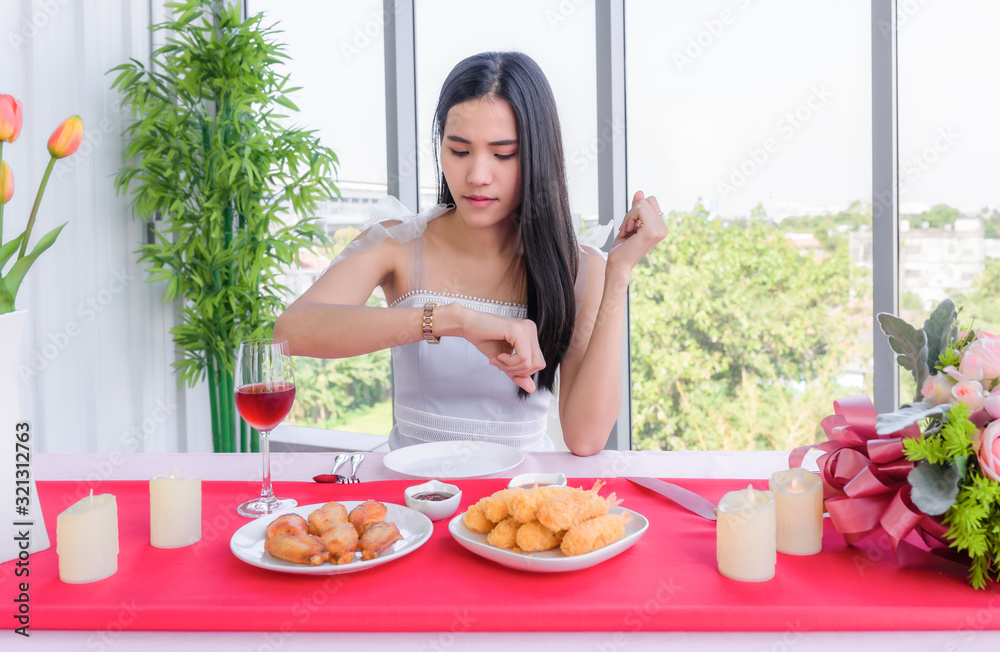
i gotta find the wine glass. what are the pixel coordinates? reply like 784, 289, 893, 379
234, 338, 297, 517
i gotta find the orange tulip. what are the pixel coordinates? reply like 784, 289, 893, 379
47, 115, 83, 159
0, 95, 23, 143
0, 161, 11, 204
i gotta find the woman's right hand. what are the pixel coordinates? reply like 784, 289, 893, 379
445, 303, 545, 393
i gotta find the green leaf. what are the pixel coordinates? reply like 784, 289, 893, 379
877, 311, 929, 401
0, 234, 25, 270
5, 223, 67, 299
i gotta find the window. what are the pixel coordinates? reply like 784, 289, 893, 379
898, 0, 1000, 342
625, 0, 873, 450
234, 1, 973, 453
249, 0, 395, 438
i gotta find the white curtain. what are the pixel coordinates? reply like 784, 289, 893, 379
3, 0, 210, 454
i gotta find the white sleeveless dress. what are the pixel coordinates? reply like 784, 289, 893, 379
326, 198, 601, 452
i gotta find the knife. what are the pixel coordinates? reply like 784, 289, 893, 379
625, 477, 718, 521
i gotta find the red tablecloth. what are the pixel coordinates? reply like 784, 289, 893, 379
3, 478, 999, 632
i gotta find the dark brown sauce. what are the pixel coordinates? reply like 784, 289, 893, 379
413, 492, 455, 502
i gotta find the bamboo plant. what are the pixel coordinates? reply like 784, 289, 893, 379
110, 0, 339, 452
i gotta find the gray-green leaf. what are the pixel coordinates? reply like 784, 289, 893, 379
875, 401, 950, 435
908, 461, 962, 515
877, 311, 929, 402
923, 298, 957, 373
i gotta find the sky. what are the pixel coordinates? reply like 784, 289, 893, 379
249, 0, 1000, 222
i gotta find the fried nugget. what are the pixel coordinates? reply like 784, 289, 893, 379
560, 513, 627, 557
478, 488, 524, 523
486, 517, 522, 550
508, 486, 573, 523
537, 490, 610, 532
515, 521, 564, 552
463, 504, 495, 534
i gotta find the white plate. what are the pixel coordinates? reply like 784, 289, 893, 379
447, 506, 649, 572
383, 441, 525, 480
230, 501, 432, 575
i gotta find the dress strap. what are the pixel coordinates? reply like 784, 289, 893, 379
406, 236, 428, 296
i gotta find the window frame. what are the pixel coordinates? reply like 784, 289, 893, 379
249, 0, 904, 449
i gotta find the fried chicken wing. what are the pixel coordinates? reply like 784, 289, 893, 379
560, 513, 627, 557
358, 521, 403, 560
463, 504, 495, 534
265, 514, 308, 540
486, 517, 522, 550
349, 500, 389, 534
307, 502, 349, 536
515, 521, 564, 552
321, 522, 359, 565
264, 531, 329, 566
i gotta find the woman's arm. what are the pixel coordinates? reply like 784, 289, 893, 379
274, 235, 547, 392
557, 191, 667, 456
273, 237, 425, 358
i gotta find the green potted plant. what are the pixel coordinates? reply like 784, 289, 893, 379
110, 0, 340, 453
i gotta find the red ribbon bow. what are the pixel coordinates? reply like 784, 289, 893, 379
790, 395, 951, 553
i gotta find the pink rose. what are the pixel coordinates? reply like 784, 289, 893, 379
951, 380, 985, 412
978, 420, 1000, 483
985, 391, 1000, 420
921, 373, 953, 405
971, 336, 1000, 381
959, 352, 987, 382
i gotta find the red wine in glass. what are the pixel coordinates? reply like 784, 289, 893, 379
234, 339, 297, 518
235, 382, 296, 432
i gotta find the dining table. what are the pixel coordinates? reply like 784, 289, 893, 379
5, 448, 1000, 651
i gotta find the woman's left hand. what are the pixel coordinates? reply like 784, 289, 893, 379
608, 190, 667, 272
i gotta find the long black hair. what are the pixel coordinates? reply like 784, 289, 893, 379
433, 51, 579, 395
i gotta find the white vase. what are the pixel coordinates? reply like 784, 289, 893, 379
0, 310, 51, 563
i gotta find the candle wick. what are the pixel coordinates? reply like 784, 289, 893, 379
169, 465, 180, 480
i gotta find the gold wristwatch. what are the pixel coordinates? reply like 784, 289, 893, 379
422, 302, 440, 344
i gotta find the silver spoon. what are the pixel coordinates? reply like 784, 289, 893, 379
347, 453, 365, 483
312, 453, 350, 483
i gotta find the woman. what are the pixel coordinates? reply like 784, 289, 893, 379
274, 51, 665, 456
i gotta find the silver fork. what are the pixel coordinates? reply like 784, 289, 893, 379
347, 453, 365, 483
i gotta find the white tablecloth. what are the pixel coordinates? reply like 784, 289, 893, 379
20, 451, 1000, 651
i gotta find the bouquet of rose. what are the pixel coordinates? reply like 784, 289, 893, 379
811, 299, 1000, 588
0, 93, 83, 314
874, 299, 1000, 588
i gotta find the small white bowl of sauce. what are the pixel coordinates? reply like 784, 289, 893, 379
507, 472, 567, 490
404, 479, 462, 521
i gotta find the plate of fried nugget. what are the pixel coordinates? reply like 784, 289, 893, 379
231, 500, 432, 575
448, 481, 649, 572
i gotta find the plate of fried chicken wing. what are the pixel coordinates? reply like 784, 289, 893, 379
231, 500, 432, 575
448, 482, 649, 572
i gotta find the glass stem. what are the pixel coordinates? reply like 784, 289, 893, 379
259, 430, 275, 504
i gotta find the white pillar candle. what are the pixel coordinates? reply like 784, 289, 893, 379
716, 484, 776, 582
56, 491, 118, 584
150, 468, 202, 549
769, 467, 824, 556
